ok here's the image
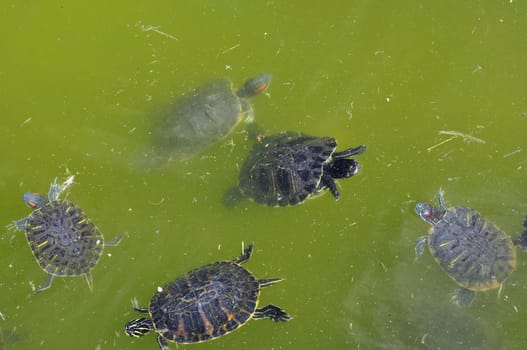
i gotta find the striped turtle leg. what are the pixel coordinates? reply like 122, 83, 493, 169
253, 305, 291, 322
331, 145, 366, 159
233, 243, 254, 264
259, 278, 283, 288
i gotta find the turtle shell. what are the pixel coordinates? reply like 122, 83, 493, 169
239, 132, 337, 206
149, 261, 259, 344
427, 206, 516, 291
24, 199, 104, 277
154, 79, 247, 159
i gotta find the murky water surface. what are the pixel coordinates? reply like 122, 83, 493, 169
1, 1, 527, 349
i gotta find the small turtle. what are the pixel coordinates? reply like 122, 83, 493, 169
152, 74, 271, 161
8, 176, 124, 292
125, 244, 290, 348
231, 131, 366, 206
415, 189, 525, 307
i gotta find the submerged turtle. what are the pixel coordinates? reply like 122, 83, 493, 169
8, 176, 124, 292
125, 243, 290, 348
232, 132, 366, 207
415, 189, 525, 307
152, 74, 271, 160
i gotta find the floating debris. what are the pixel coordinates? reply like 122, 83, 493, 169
503, 148, 522, 158
137, 22, 178, 41
427, 130, 486, 151
220, 43, 241, 55
438, 130, 486, 144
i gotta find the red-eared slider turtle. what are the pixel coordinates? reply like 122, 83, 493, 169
8, 176, 124, 292
125, 244, 290, 348
415, 189, 525, 307
152, 74, 271, 160
233, 132, 366, 206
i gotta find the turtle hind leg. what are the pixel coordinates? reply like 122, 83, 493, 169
156, 334, 169, 350
84, 272, 94, 291
233, 243, 254, 264
253, 305, 291, 322
450, 288, 476, 307
105, 233, 127, 247
131, 297, 149, 314
223, 186, 244, 208
320, 172, 340, 200
34, 274, 54, 293
259, 278, 284, 288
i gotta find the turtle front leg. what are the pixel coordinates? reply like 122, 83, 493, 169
233, 242, 254, 265
253, 304, 291, 322
7, 218, 28, 232
414, 236, 428, 258
321, 172, 340, 200
48, 175, 75, 201
437, 188, 447, 211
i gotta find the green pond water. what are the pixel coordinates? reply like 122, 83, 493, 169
1, 1, 527, 349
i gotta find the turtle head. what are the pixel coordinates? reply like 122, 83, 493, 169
326, 159, 359, 179
22, 192, 48, 209
236, 74, 272, 98
125, 317, 154, 338
415, 202, 443, 225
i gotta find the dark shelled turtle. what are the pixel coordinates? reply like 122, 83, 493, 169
516, 214, 527, 250
152, 74, 271, 160
232, 131, 366, 207
415, 189, 525, 307
125, 244, 290, 348
8, 176, 124, 292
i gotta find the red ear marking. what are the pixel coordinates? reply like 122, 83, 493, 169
255, 83, 268, 93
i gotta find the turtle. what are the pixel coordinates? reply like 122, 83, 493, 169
414, 188, 526, 307
151, 74, 271, 161
8, 176, 124, 292
124, 243, 291, 349
231, 131, 366, 207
